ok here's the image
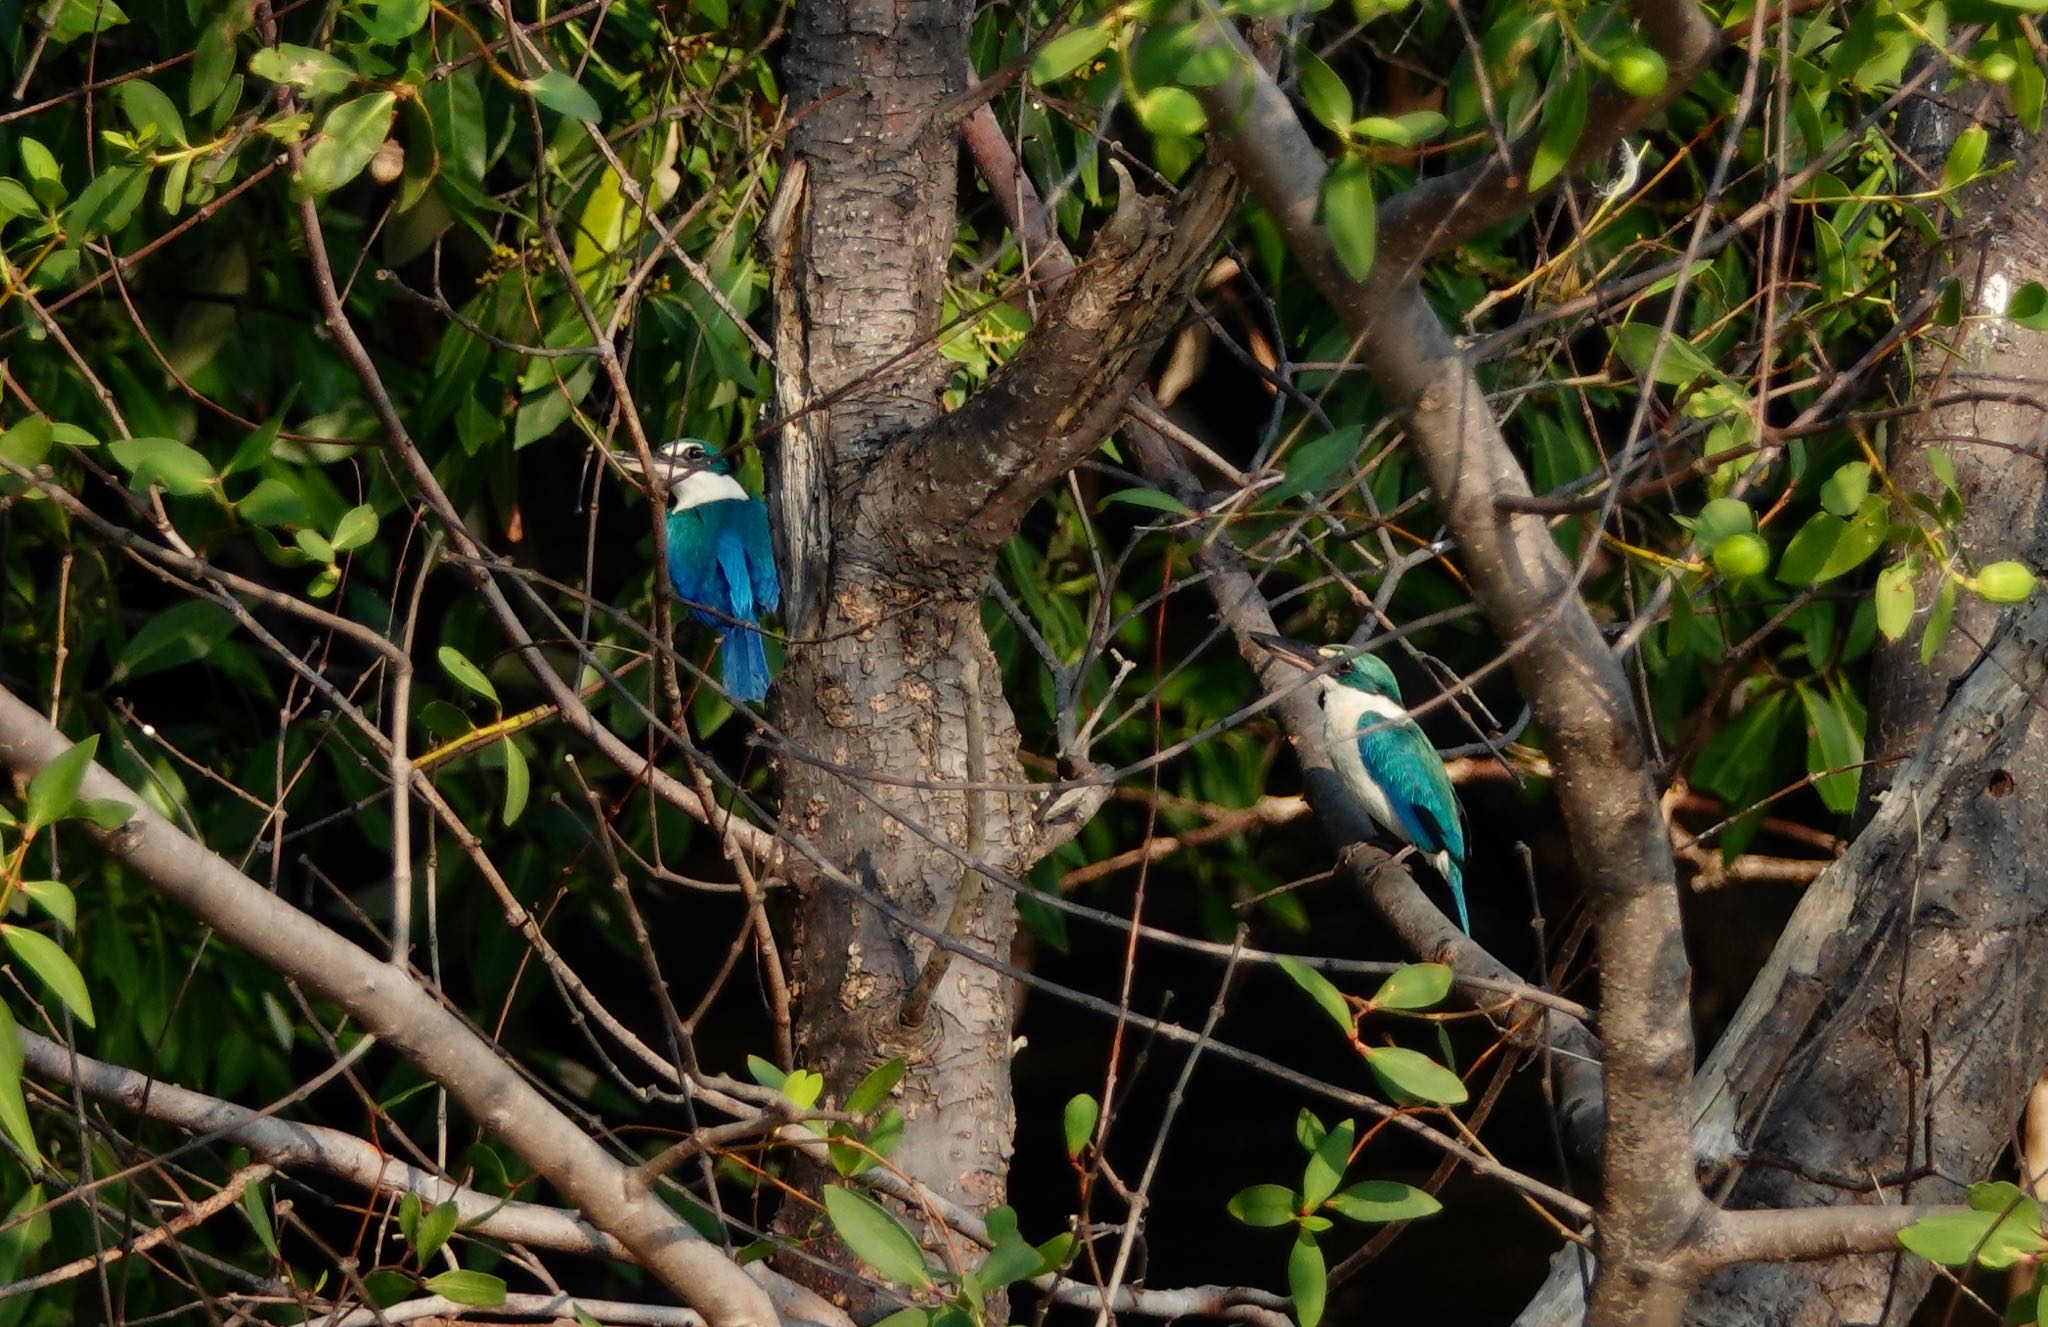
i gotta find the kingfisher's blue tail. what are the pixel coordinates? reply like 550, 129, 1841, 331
1443, 857, 1470, 934
721, 625, 771, 703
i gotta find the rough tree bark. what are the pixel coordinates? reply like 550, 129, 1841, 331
765, 0, 1239, 1296
1682, 82, 2048, 1327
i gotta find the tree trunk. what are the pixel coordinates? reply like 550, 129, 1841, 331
1684, 85, 2048, 1326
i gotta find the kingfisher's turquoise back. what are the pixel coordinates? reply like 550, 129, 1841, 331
665, 499, 780, 701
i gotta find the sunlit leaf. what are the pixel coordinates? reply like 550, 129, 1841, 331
821, 1186, 933, 1288
424, 1269, 506, 1307
1370, 963, 1452, 1011
1325, 1180, 1442, 1223
1362, 1045, 1466, 1104
1319, 157, 1375, 280
1288, 1231, 1327, 1327
1226, 1183, 1300, 1228
1275, 956, 1352, 1034
1030, 21, 1113, 84
1063, 1093, 1099, 1157
25, 735, 97, 832
524, 70, 602, 124
437, 646, 500, 710
3, 926, 96, 1028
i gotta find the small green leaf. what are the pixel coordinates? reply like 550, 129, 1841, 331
1288, 1231, 1327, 1327
1811, 495, 1889, 582
1325, 1180, 1442, 1223
1350, 111, 1447, 145
1276, 956, 1352, 1034
62, 165, 147, 240
242, 1177, 279, 1256
72, 799, 133, 831
437, 645, 500, 710
227, 389, 299, 475
0, 1003, 43, 1166
331, 503, 379, 552
1923, 579, 1958, 664
19, 882, 75, 932
1819, 462, 1871, 518
114, 80, 187, 147
424, 1269, 506, 1307
2012, 281, 2048, 330
1874, 563, 1915, 641
1926, 447, 1959, 494
19, 139, 64, 207
1319, 157, 1375, 280
745, 1054, 787, 1091
3, 926, 96, 1028
1370, 963, 1452, 1011
1298, 51, 1352, 133
1362, 1045, 1467, 1104
499, 740, 530, 827
415, 1199, 460, 1264
1944, 124, 1989, 191
299, 92, 397, 196
1062, 1093, 1099, 1157
871, 1311, 930, 1327
357, 0, 431, 41
295, 529, 336, 564
1776, 511, 1844, 586
847, 1057, 907, 1115
1099, 488, 1191, 516
1295, 1109, 1327, 1152
1227, 1183, 1300, 1228
782, 1068, 824, 1110
398, 1190, 422, 1247
108, 437, 215, 498
1301, 1118, 1354, 1208
822, 1186, 933, 1289
524, 70, 602, 123
1900, 1204, 2044, 1270
236, 478, 309, 528
247, 44, 357, 96
1796, 683, 1863, 816
1135, 86, 1207, 137
112, 599, 237, 683
968, 1210, 1046, 1295
1030, 21, 1114, 83
25, 735, 97, 832
1529, 62, 1588, 193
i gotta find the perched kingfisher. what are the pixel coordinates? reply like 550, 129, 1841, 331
1254, 634, 1470, 932
616, 439, 781, 703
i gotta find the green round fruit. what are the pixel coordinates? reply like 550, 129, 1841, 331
1975, 560, 2037, 603
1983, 53, 2019, 83
1713, 533, 1771, 581
1610, 47, 1669, 98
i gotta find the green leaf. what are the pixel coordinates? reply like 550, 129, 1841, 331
1295, 1109, 1327, 1152
247, 44, 357, 96
437, 645, 500, 710
332, 502, 380, 552
1062, 1093, 1099, 1157
745, 1054, 787, 1091
63, 165, 147, 241
398, 1190, 422, 1247
189, 20, 237, 113
1926, 447, 1959, 494
846, 1057, 907, 1115
108, 437, 215, 498
1319, 157, 1375, 280
1030, 21, 1114, 84
524, 70, 602, 123
782, 1068, 824, 1110
1944, 124, 1989, 191
967, 1207, 1046, 1295
500, 740, 529, 827
1099, 487, 1192, 516
19, 139, 64, 207
115, 80, 187, 147
43, 0, 128, 46
872, 1310, 930, 1327
1610, 323, 1717, 389
1362, 1045, 1467, 1104
1325, 1180, 1442, 1223
25, 735, 97, 832
1529, 62, 1588, 193
1135, 86, 1207, 137
1796, 683, 1863, 816
1350, 111, 1447, 145
821, 1186, 933, 1288
0, 1003, 43, 1166
227, 389, 298, 475
1370, 963, 1452, 1011
1811, 494, 1889, 583
1288, 1231, 1327, 1327
0, 416, 53, 473
1874, 563, 1915, 641
112, 599, 237, 683
424, 1269, 507, 1307
237, 478, 310, 528
1276, 956, 1352, 1034
295, 529, 336, 565
357, 0, 431, 41
1301, 1118, 1354, 1209
299, 92, 397, 196
1923, 578, 1958, 664
415, 1199, 460, 1264
73, 799, 133, 831
2012, 281, 2048, 331
1776, 511, 1844, 585
1901, 1201, 2045, 1270
4, 926, 96, 1028
1226, 1183, 1300, 1228
1298, 51, 1352, 133
19, 882, 75, 932
242, 1177, 279, 1256
1819, 462, 1871, 518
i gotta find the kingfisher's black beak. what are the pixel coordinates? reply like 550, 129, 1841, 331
612, 450, 687, 483
1250, 632, 1323, 671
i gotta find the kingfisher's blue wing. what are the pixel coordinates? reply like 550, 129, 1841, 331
733, 496, 780, 616
1354, 719, 1465, 865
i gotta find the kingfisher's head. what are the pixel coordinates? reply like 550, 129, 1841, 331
616, 438, 732, 481
1251, 633, 1404, 704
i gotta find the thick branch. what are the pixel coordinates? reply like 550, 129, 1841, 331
0, 687, 779, 1327
852, 161, 1239, 585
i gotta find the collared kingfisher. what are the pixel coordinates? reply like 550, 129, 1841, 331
1254, 634, 1470, 932
616, 439, 781, 703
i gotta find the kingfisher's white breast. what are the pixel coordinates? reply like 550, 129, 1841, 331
1320, 683, 1411, 846
670, 468, 750, 511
